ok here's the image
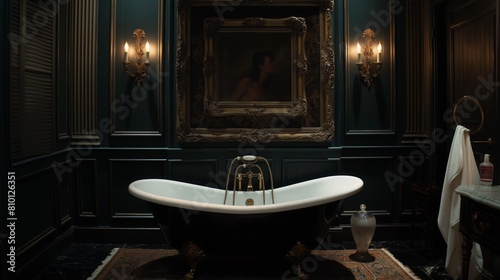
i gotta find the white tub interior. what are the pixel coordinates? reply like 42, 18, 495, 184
129, 175, 363, 214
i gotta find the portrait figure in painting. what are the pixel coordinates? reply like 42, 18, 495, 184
231, 50, 276, 101
219, 32, 291, 102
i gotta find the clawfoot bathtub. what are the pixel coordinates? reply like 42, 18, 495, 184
129, 175, 363, 278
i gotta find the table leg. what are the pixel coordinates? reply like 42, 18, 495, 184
462, 235, 472, 280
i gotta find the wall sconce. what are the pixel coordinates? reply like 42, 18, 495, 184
355, 28, 382, 88
123, 28, 150, 87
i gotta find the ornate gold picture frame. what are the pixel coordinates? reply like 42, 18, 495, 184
176, 0, 334, 143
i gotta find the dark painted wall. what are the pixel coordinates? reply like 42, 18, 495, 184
5, 0, 498, 279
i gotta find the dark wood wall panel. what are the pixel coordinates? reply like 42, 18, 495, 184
340, 157, 393, 223
13, 162, 76, 280
58, 160, 72, 225
450, 15, 495, 98
168, 159, 219, 187
445, 0, 498, 182
16, 169, 56, 252
109, 159, 168, 218
282, 158, 340, 186
76, 159, 98, 218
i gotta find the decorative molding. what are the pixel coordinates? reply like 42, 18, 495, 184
401, 0, 432, 143
70, 0, 99, 146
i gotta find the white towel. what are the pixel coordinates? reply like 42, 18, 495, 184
437, 125, 483, 279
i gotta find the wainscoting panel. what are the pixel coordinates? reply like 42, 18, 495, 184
76, 158, 98, 219
281, 158, 340, 186
109, 159, 168, 219
168, 159, 219, 187
16, 168, 56, 253
58, 160, 72, 226
10, 150, 78, 278
340, 156, 394, 224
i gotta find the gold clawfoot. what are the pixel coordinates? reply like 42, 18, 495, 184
286, 242, 311, 280
181, 242, 206, 280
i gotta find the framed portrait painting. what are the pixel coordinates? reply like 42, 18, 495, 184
176, 0, 335, 143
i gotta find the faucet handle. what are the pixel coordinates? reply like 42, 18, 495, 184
242, 155, 257, 163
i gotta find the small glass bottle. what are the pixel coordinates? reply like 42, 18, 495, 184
480, 154, 494, 186
349, 204, 376, 262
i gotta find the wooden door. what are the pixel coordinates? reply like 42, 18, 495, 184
444, 0, 499, 183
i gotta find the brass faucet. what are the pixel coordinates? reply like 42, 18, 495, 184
223, 155, 275, 205
246, 172, 253, 191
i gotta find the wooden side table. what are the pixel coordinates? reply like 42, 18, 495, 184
457, 185, 500, 280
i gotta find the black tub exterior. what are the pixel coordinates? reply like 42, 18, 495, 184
148, 200, 343, 257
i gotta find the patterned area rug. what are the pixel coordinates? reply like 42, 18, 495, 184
89, 248, 420, 279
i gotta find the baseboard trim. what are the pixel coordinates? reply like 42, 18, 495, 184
328, 224, 423, 242
73, 227, 165, 244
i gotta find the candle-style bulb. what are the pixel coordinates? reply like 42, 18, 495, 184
145, 41, 150, 62
377, 42, 382, 63
124, 42, 129, 62
356, 42, 362, 62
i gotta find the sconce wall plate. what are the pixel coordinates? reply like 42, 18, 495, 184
355, 28, 382, 89
356, 61, 382, 89
123, 28, 150, 87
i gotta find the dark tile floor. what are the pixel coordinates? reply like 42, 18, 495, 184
36, 240, 452, 279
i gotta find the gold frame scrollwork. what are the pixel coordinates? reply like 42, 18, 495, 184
176, 0, 335, 143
